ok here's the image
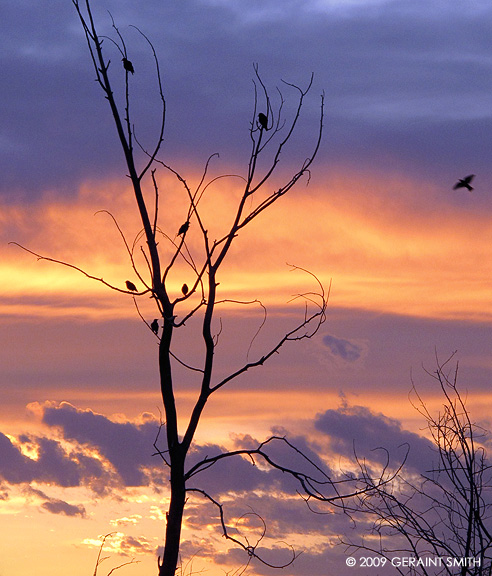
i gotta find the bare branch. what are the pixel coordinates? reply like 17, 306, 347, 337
92, 533, 140, 576
129, 25, 167, 179
9, 242, 149, 295
210, 269, 327, 394
215, 298, 267, 361
187, 488, 298, 569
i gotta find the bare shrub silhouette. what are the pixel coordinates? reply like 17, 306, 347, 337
346, 354, 492, 576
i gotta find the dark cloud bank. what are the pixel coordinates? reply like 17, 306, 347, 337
0, 401, 435, 528
3, 0, 492, 198
0, 393, 487, 573
11, 401, 431, 493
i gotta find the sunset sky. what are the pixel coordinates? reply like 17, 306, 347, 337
2, 0, 492, 574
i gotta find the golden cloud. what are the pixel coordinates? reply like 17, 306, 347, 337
1, 168, 491, 320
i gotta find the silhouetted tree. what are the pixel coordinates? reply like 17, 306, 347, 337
347, 354, 492, 576
12, 2, 394, 574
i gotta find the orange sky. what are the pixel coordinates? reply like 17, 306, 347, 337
3, 169, 492, 322
2, 170, 492, 576
3, 165, 492, 441
8, 167, 491, 575
6, 0, 492, 573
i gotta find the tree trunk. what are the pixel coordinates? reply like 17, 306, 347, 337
159, 452, 186, 576
158, 317, 186, 576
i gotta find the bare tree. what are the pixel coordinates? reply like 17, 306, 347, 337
11, 1, 327, 574
10, 2, 400, 574
347, 354, 492, 576
69, 3, 327, 574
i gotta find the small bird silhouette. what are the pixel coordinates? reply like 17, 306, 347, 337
258, 113, 268, 130
122, 58, 134, 74
177, 221, 189, 236
151, 319, 159, 334
453, 174, 475, 192
181, 283, 189, 296
125, 280, 138, 292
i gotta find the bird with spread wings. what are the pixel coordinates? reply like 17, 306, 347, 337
453, 174, 475, 192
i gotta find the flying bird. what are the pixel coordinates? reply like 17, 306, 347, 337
258, 113, 268, 131
181, 283, 189, 296
122, 57, 134, 74
151, 319, 159, 334
177, 221, 189, 236
453, 174, 475, 192
125, 280, 138, 292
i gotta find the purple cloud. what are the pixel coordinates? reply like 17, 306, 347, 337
42, 402, 164, 487
3, 0, 492, 200
26, 486, 86, 518
41, 499, 86, 518
315, 403, 436, 473
322, 334, 367, 363
0, 431, 107, 489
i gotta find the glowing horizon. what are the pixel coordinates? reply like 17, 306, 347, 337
2, 170, 491, 323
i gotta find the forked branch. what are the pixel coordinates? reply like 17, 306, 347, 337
210, 268, 327, 394
187, 488, 298, 569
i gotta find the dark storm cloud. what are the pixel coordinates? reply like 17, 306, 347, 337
38, 402, 337, 497
186, 441, 270, 495
0, 405, 163, 492
1, 403, 315, 494
2, 403, 334, 498
3, 0, 492, 197
186, 431, 335, 499
0, 407, 162, 493
0, 399, 445, 495
0, 432, 36, 484
0, 400, 469, 572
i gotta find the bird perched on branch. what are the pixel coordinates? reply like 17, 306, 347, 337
151, 319, 159, 335
125, 280, 138, 292
181, 283, 189, 296
177, 221, 189, 236
122, 57, 134, 74
258, 113, 268, 131
453, 174, 475, 192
